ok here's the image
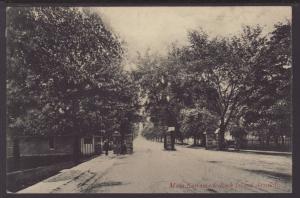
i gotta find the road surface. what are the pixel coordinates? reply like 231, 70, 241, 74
19, 136, 292, 193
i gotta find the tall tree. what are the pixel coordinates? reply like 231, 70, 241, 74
7, 7, 139, 161
244, 21, 292, 146
176, 26, 270, 149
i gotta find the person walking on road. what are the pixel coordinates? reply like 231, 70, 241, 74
104, 140, 109, 156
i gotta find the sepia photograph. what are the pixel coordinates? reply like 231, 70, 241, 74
5, 5, 292, 193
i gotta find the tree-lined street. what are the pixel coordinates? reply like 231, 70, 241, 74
19, 134, 292, 193
6, 7, 292, 194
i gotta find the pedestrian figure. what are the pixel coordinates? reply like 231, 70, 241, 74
121, 143, 127, 155
104, 140, 109, 156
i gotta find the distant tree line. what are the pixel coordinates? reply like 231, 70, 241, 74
134, 22, 291, 150
7, 7, 140, 162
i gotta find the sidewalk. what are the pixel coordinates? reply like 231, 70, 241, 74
17, 153, 117, 193
174, 142, 292, 156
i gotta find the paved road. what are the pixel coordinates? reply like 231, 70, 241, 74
19, 136, 292, 193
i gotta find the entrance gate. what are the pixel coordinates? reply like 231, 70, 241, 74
112, 131, 134, 154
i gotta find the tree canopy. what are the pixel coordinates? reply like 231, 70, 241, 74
7, 7, 140, 139
137, 22, 291, 149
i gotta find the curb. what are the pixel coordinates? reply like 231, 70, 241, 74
231, 149, 292, 156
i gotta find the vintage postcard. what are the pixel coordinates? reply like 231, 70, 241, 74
5, 6, 292, 194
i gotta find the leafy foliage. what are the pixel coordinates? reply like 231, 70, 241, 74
136, 22, 291, 149
180, 107, 218, 143
7, 7, 139, 138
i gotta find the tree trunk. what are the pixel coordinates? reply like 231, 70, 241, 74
13, 137, 20, 170
193, 135, 197, 146
72, 99, 80, 163
73, 135, 80, 164
201, 135, 206, 147
218, 124, 226, 150
266, 135, 270, 146
171, 132, 175, 150
275, 136, 279, 146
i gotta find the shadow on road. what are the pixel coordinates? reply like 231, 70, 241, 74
243, 169, 292, 182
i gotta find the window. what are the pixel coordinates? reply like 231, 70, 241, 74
49, 137, 55, 150
84, 137, 92, 144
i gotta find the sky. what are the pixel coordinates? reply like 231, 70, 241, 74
92, 6, 291, 70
